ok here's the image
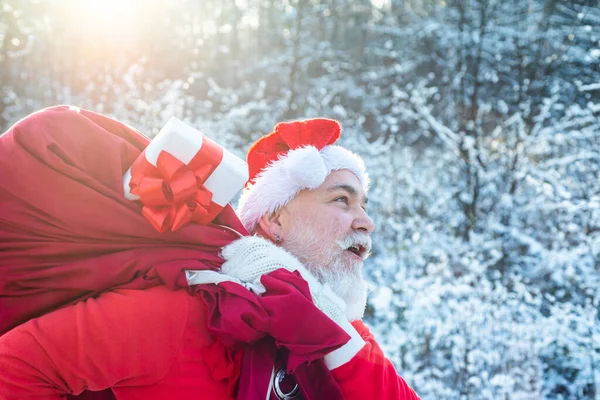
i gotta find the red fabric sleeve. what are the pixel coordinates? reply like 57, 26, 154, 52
331, 320, 420, 400
0, 286, 235, 400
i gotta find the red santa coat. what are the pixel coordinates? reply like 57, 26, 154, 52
0, 106, 419, 399
0, 285, 419, 400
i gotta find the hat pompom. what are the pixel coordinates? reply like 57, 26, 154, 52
281, 146, 327, 189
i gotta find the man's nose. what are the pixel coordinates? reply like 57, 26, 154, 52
352, 208, 375, 234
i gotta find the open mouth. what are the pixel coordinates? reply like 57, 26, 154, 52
346, 244, 367, 260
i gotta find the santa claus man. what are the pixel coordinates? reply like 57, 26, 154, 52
0, 113, 419, 400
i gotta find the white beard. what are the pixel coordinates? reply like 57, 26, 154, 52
306, 259, 368, 321
281, 214, 369, 321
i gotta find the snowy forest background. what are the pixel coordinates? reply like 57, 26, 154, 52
1, 0, 599, 398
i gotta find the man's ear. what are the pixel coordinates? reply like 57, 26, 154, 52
257, 207, 288, 242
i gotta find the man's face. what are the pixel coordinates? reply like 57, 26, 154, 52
278, 169, 375, 320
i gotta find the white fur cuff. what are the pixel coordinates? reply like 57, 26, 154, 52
324, 317, 366, 370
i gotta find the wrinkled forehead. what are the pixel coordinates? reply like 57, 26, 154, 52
293, 169, 369, 205
321, 169, 367, 198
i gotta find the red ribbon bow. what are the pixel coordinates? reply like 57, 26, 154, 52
129, 138, 224, 232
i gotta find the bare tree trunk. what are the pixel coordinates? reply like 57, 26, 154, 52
588, 324, 598, 398
467, 0, 490, 130
287, 0, 305, 118
454, 0, 467, 132
458, 0, 496, 239
329, 0, 341, 43
356, 0, 371, 61
229, 0, 241, 86
391, 0, 407, 24
230, 0, 242, 58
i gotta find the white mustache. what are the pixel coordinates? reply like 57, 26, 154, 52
336, 232, 372, 260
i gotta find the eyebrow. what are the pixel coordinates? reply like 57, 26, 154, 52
326, 183, 369, 205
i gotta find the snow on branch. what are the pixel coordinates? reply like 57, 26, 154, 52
489, 222, 545, 255
541, 152, 600, 169
579, 82, 600, 92
410, 90, 462, 158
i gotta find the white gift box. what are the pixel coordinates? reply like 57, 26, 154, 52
123, 117, 248, 231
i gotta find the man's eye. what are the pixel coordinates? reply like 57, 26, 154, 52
334, 196, 349, 204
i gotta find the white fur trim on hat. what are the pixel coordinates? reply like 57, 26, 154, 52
237, 145, 369, 233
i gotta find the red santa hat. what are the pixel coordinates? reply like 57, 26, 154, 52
237, 118, 369, 232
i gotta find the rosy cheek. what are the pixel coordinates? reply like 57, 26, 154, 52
326, 215, 349, 234
306, 205, 350, 233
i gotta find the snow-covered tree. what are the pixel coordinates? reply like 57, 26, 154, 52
2, 1, 599, 398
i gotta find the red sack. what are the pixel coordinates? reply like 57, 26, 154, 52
0, 105, 246, 335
